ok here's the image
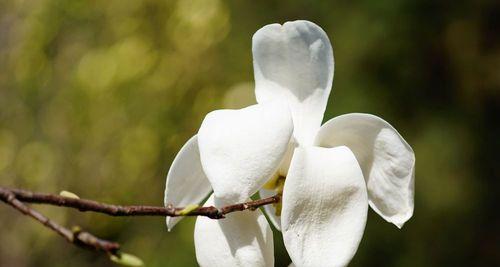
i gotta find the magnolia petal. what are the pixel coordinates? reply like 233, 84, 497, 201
259, 189, 281, 231
164, 136, 212, 231
198, 102, 293, 203
252, 20, 334, 145
315, 113, 415, 228
277, 138, 298, 177
281, 146, 368, 267
194, 195, 274, 267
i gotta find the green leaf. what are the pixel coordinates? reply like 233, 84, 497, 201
59, 190, 80, 199
179, 204, 199, 215
110, 252, 144, 267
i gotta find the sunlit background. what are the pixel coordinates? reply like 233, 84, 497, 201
0, 0, 498, 266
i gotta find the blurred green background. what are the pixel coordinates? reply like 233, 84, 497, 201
0, 0, 498, 266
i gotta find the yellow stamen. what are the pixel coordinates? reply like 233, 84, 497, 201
263, 174, 286, 216
263, 173, 280, 190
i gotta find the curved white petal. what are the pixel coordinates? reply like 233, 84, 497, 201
315, 113, 415, 228
252, 20, 334, 146
198, 102, 293, 203
259, 188, 281, 231
164, 135, 212, 231
281, 146, 368, 267
194, 195, 274, 267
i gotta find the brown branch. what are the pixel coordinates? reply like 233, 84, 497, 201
220, 194, 281, 214
0, 187, 120, 255
3, 186, 281, 219
0, 186, 281, 264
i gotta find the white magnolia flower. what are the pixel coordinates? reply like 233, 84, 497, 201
164, 20, 415, 267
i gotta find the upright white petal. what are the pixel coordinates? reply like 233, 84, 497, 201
198, 102, 293, 203
252, 20, 334, 145
315, 113, 415, 228
164, 135, 212, 231
194, 195, 274, 267
281, 146, 368, 267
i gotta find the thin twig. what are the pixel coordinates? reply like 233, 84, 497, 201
2, 186, 281, 219
0, 187, 120, 254
0, 186, 281, 264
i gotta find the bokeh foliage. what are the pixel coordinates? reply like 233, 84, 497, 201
0, 0, 498, 266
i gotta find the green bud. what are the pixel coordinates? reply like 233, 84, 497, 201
179, 204, 199, 215
59, 190, 80, 199
110, 252, 144, 267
